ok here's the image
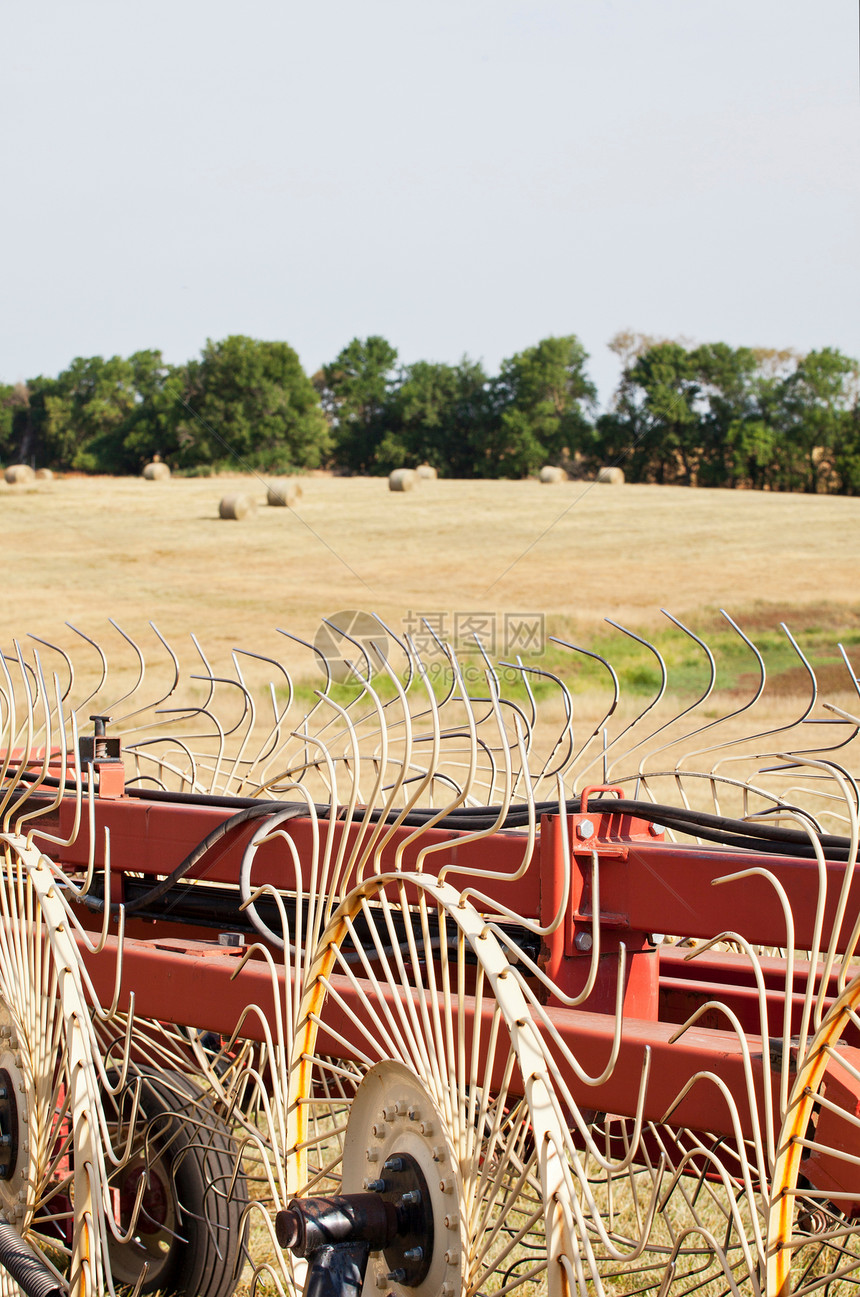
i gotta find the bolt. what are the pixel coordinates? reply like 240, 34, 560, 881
445, 1249, 460, 1265
375, 1271, 388, 1290
403, 1248, 423, 1262
440, 1286, 454, 1297
0, 1087, 6, 1100
577, 819, 594, 840
367, 1148, 380, 1163
387, 1270, 407, 1283
649, 822, 664, 836
574, 931, 593, 952
419, 1121, 434, 1136
407, 1107, 420, 1121
383, 1157, 404, 1172
382, 1105, 397, 1121
371, 1123, 387, 1138
364, 1178, 387, 1192
439, 1177, 453, 1193
432, 1145, 446, 1161
0, 1028, 10, 1039
401, 1189, 421, 1206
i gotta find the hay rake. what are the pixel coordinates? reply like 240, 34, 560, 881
1, 614, 860, 1297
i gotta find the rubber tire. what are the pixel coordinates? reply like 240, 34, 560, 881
107, 1069, 248, 1297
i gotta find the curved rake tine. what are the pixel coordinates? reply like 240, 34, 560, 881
189, 634, 218, 714
189, 674, 252, 741
232, 648, 294, 767
599, 620, 667, 782
111, 622, 182, 728
633, 611, 717, 779
549, 637, 620, 779
839, 642, 860, 701
709, 623, 818, 777
665, 609, 767, 776
276, 628, 334, 735
417, 620, 459, 708
28, 632, 75, 704
369, 613, 415, 695
320, 617, 376, 685
98, 619, 146, 715
66, 622, 109, 721
500, 661, 574, 794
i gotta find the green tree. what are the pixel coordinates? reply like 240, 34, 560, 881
315, 336, 398, 472
377, 358, 491, 476
170, 336, 329, 472
0, 383, 30, 463
24, 356, 139, 471
692, 343, 760, 487
772, 348, 859, 493
599, 343, 700, 484
490, 335, 596, 477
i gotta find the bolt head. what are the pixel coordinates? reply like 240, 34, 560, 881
401, 1189, 421, 1205
577, 819, 595, 840
364, 1178, 387, 1192
649, 822, 664, 837
403, 1247, 424, 1261
574, 930, 593, 952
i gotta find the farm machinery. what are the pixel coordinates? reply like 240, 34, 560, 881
1, 613, 860, 1297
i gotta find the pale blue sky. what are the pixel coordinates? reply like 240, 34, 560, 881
2, 1, 858, 403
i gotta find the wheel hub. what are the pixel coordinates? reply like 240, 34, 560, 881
0, 1002, 29, 1224
341, 1061, 464, 1297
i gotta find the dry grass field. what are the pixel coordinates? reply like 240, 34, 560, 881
4, 469, 859, 783
4, 469, 860, 653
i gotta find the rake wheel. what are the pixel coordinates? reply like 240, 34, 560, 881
0, 838, 105, 1297
286, 872, 570, 1297
103, 1068, 248, 1297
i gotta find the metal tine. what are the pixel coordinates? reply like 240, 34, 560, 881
417, 617, 460, 710
362, 638, 442, 869
110, 623, 182, 730
1, 642, 37, 830
392, 649, 489, 866
708, 624, 819, 782
231, 648, 294, 787
94, 619, 146, 717
598, 621, 668, 783
499, 660, 574, 799
66, 622, 109, 722
630, 611, 717, 780
299, 622, 415, 771
189, 633, 217, 715
549, 637, 620, 782
569, 621, 667, 788
141, 703, 226, 794
8, 649, 57, 834
3, 649, 44, 750
121, 735, 200, 794
27, 632, 75, 704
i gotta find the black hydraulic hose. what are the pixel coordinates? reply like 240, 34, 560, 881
84, 801, 301, 916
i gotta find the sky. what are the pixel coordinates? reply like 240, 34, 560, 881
2, 0, 859, 405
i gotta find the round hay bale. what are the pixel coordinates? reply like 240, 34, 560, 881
596, 466, 625, 485
415, 463, 438, 480
389, 468, 417, 492
539, 465, 567, 484
143, 461, 171, 481
219, 493, 256, 520
267, 479, 303, 507
4, 464, 35, 485
34, 468, 53, 481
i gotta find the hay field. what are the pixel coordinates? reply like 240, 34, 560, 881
4, 470, 860, 755
4, 471, 859, 642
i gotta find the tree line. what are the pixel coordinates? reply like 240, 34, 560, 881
2, 331, 858, 492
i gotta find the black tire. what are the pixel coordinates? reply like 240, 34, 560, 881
105, 1069, 248, 1297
